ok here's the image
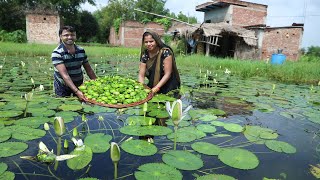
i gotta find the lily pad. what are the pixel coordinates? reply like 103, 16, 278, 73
196, 124, 217, 133
0, 128, 11, 143
149, 94, 176, 102
121, 139, 157, 156
7, 125, 46, 141
15, 117, 50, 128
54, 111, 79, 123
196, 174, 236, 180
0, 142, 28, 157
243, 125, 278, 144
165, 120, 190, 127
310, 164, 320, 179
178, 126, 206, 139
218, 148, 259, 170
167, 131, 197, 143
148, 109, 169, 118
83, 105, 109, 113
84, 133, 112, 153
0, 171, 14, 180
162, 150, 203, 170
191, 142, 222, 155
67, 146, 93, 170
0, 110, 23, 118
134, 163, 182, 180
199, 114, 218, 122
265, 140, 296, 154
211, 121, 225, 127
125, 108, 144, 116
223, 123, 243, 133
126, 116, 156, 126
0, 162, 8, 174
58, 104, 83, 111
120, 125, 172, 136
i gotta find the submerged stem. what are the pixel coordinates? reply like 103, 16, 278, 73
174, 125, 178, 150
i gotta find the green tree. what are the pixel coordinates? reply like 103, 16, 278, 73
177, 11, 198, 24
76, 11, 99, 42
0, 0, 26, 31
135, 0, 169, 22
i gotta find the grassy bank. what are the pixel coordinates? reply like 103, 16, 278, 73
1, 42, 319, 84
0, 42, 140, 57
176, 55, 320, 84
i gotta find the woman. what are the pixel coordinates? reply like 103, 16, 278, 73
138, 31, 180, 94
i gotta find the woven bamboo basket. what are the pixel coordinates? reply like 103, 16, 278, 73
84, 84, 153, 108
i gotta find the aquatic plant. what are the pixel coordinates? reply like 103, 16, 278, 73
23, 91, 33, 117
166, 99, 192, 150
53, 117, 65, 137
110, 142, 120, 179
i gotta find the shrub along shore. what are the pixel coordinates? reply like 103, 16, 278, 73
0, 42, 319, 85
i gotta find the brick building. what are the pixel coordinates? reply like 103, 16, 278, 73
109, 21, 165, 48
187, 0, 304, 61
26, 11, 60, 44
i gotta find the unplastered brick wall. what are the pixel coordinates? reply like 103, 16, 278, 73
109, 21, 164, 47
261, 28, 303, 61
26, 13, 60, 44
232, 6, 267, 27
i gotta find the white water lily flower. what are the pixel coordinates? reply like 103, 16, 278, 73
39, 84, 44, 91
166, 99, 192, 126
71, 137, 84, 147
110, 142, 120, 163
38, 141, 77, 161
225, 68, 231, 74
31, 78, 35, 85
24, 92, 33, 101
0, 65, 3, 69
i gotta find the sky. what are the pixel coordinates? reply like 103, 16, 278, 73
82, 0, 320, 48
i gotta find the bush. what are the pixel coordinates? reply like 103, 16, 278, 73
0, 29, 27, 43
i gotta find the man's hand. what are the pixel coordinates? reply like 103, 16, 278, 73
75, 91, 87, 102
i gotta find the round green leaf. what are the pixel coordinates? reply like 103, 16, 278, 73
196, 124, 217, 133
196, 174, 236, 180
211, 121, 226, 127
0, 162, 8, 175
134, 163, 182, 180
162, 150, 203, 170
191, 142, 222, 155
265, 140, 296, 154
67, 146, 93, 170
58, 104, 83, 111
223, 123, 243, 133
218, 148, 259, 170
126, 116, 156, 126
0, 128, 11, 143
0, 171, 15, 180
84, 133, 112, 153
120, 125, 172, 136
54, 111, 79, 123
167, 131, 197, 143
8, 126, 46, 141
0, 110, 23, 118
0, 142, 28, 157
199, 114, 218, 122
15, 117, 50, 128
121, 139, 157, 156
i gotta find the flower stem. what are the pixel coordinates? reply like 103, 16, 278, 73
114, 162, 118, 179
174, 125, 178, 150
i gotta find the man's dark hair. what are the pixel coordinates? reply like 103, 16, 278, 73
59, 26, 76, 36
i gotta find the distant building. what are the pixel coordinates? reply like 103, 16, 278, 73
109, 20, 165, 48
171, 0, 303, 61
26, 10, 60, 44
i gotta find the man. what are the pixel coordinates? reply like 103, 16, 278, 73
51, 26, 97, 101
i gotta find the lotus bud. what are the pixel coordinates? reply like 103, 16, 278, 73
44, 123, 50, 131
272, 84, 276, 90
21, 61, 25, 67
31, 78, 35, 85
148, 119, 152, 126
143, 102, 148, 112
82, 114, 87, 122
0, 65, 3, 69
24, 92, 33, 101
72, 127, 78, 137
110, 142, 120, 163
64, 139, 69, 149
53, 117, 66, 136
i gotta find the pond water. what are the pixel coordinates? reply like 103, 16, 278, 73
0, 56, 319, 180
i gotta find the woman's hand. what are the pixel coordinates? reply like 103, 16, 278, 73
75, 91, 87, 102
151, 86, 160, 94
